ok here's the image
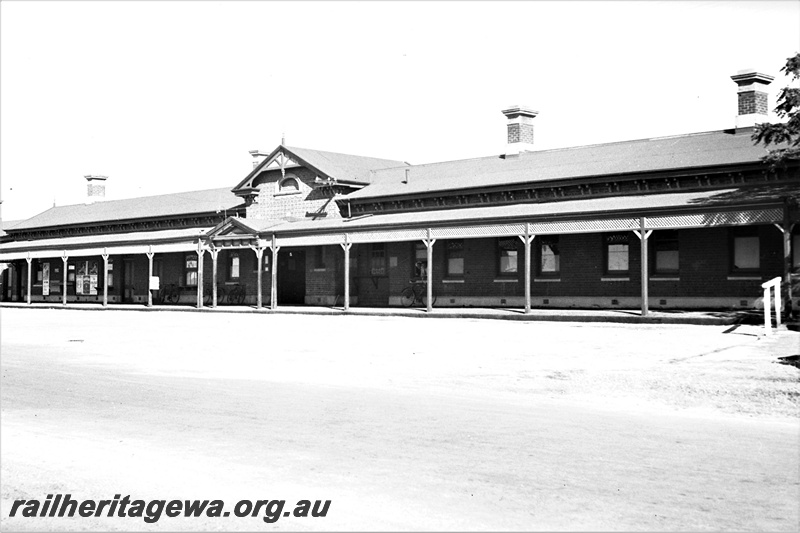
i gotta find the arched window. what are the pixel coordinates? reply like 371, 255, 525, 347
278, 177, 300, 193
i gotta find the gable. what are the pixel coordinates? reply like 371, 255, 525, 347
206, 217, 260, 238
232, 146, 331, 195
231, 145, 408, 196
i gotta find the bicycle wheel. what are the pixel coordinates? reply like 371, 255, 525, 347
400, 286, 415, 307
231, 286, 246, 305
167, 286, 180, 304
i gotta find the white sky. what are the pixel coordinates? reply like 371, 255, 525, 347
1, 0, 799, 222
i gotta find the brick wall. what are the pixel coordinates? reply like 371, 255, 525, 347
345, 226, 785, 308
245, 167, 342, 220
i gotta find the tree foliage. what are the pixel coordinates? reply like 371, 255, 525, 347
752, 53, 800, 167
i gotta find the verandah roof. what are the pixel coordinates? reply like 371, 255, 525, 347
261, 185, 795, 237
0, 227, 211, 260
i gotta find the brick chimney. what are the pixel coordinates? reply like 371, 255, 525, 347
730, 70, 774, 129
84, 175, 107, 204
501, 105, 538, 156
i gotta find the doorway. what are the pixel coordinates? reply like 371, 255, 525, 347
277, 250, 306, 305
123, 258, 136, 303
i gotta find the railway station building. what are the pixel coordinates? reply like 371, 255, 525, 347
1, 70, 798, 315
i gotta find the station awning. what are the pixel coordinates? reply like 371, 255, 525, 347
0, 227, 211, 261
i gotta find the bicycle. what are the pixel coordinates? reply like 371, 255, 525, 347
203, 284, 227, 305
156, 283, 181, 305
400, 280, 436, 308
225, 284, 246, 305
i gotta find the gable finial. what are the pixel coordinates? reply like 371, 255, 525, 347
281, 132, 285, 146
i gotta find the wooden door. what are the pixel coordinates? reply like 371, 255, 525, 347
123, 259, 135, 303
277, 250, 306, 305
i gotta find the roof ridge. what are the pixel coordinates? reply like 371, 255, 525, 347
285, 145, 408, 164
382, 129, 739, 173
48, 186, 234, 209
535, 129, 732, 153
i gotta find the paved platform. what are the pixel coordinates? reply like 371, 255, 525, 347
0, 301, 776, 326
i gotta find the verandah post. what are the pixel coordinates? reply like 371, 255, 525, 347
251, 243, 264, 309
210, 247, 219, 308
424, 228, 436, 312
270, 234, 280, 310
196, 241, 204, 309
634, 217, 652, 317
519, 223, 534, 314
61, 252, 68, 306
25, 254, 31, 305
340, 235, 352, 310
145, 248, 154, 307
102, 248, 109, 307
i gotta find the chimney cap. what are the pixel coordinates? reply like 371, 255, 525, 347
501, 105, 539, 119
84, 175, 107, 181
730, 70, 774, 86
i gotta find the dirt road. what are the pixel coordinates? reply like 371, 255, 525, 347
1, 309, 798, 530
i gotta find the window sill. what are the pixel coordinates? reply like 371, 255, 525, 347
727, 276, 762, 281
493, 278, 518, 283
442, 279, 465, 284
274, 190, 302, 197
313, 268, 327, 272
534, 277, 561, 282
651, 276, 679, 281
601, 277, 630, 281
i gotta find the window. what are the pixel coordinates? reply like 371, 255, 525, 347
653, 230, 679, 274
35, 260, 44, 284
370, 243, 386, 276
605, 233, 629, 273
539, 236, 560, 275
445, 240, 464, 277
185, 253, 198, 286
413, 242, 428, 279
228, 252, 240, 280
498, 238, 518, 275
731, 228, 759, 272
278, 176, 300, 193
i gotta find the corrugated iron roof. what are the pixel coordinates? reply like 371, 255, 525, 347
0, 227, 211, 252
267, 184, 797, 234
10, 188, 242, 231
347, 129, 775, 200
0, 219, 22, 238
283, 145, 408, 183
